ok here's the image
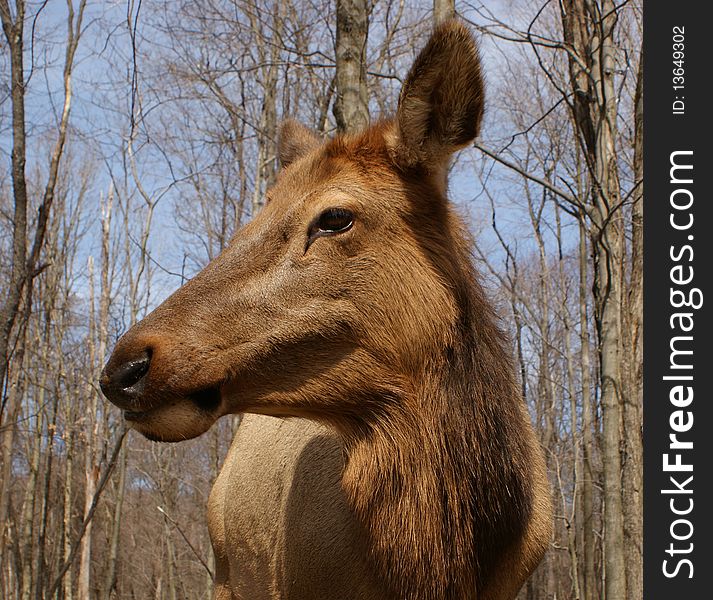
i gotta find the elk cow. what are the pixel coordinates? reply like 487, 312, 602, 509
101, 20, 552, 600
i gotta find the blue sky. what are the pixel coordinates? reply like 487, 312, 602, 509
1, 0, 583, 325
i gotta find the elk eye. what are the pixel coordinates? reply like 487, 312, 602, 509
305, 208, 354, 251
315, 208, 353, 233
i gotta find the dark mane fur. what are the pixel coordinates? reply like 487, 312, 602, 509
329, 125, 537, 599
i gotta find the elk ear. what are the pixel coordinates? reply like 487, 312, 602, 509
393, 20, 484, 168
278, 119, 320, 168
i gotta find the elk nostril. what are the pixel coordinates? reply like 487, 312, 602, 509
112, 351, 151, 392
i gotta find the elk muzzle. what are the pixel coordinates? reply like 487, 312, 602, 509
100, 327, 227, 442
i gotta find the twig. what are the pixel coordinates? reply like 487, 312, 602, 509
474, 142, 588, 215
157, 506, 214, 578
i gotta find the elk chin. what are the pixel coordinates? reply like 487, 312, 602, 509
126, 392, 223, 442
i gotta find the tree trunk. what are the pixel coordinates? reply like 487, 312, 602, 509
0, 0, 85, 393
0, 351, 25, 567
77, 258, 98, 600
63, 421, 75, 600
561, 2, 627, 596
34, 391, 59, 600
590, 4, 626, 595
433, 0, 455, 24
578, 219, 598, 600
78, 176, 112, 600
102, 445, 127, 598
164, 520, 178, 600
0, 0, 29, 393
622, 46, 644, 600
334, 0, 370, 133
20, 341, 47, 600
557, 205, 582, 600
250, 3, 283, 215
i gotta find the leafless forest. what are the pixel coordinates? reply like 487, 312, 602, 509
1, 1, 642, 598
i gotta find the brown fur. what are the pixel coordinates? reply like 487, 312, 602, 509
102, 20, 552, 600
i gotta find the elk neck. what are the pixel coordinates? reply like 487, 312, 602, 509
338, 252, 535, 600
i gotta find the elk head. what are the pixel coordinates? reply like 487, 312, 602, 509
101, 21, 485, 443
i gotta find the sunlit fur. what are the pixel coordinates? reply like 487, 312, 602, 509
102, 20, 552, 600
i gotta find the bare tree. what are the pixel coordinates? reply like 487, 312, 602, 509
434, 0, 455, 24
0, 1, 87, 582
0, 1, 642, 597
0, 0, 86, 394
468, 1, 642, 597
334, 0, 370, 132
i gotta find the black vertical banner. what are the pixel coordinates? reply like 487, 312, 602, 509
644, 3, 711, 599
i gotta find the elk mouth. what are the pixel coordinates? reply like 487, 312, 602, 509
118, 385, 226, 442
122, 386, 222, 422
123, 408, 152, 422
189, 386, 222, 413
